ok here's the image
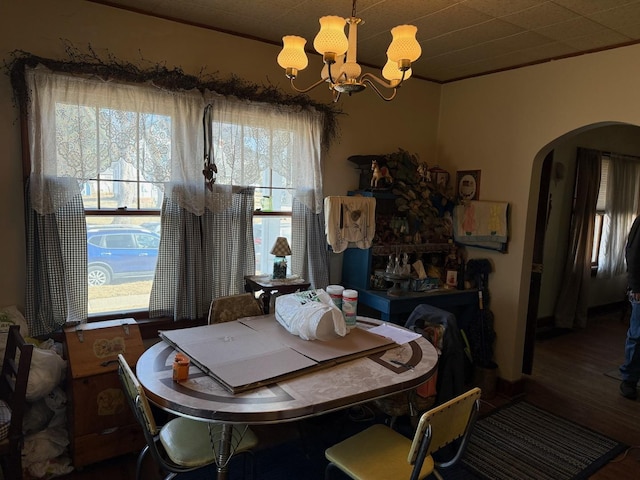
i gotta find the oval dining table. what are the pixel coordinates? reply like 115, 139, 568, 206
135, 315, 438, 479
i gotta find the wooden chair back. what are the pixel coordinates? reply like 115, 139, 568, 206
208, 293, 263, 324
0, 324, 34, 480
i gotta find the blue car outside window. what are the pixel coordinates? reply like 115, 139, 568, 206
87, 227, 160, 286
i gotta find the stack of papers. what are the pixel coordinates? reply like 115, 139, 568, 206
368, 323, 422, 345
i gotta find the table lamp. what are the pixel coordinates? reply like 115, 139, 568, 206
270, 237, 291, 279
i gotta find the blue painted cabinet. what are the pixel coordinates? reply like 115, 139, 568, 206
340, 190, 475, 326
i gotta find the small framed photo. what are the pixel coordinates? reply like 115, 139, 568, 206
457, 170, 481, 201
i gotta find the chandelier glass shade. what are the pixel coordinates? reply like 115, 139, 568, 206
276, 0, 421, 102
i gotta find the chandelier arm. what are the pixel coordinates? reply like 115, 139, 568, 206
328, 63, 349, 86
289, 77, 330, 94
327, 62, 336, 84
361, 77, 397, 101
361, 72, 404, 89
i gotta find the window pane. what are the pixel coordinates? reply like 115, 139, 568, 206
591, 213, 603, 264
86, 216, 160, 315
253, 216, 292, 275
255, 187, 293, 212
595, 157, 610, 211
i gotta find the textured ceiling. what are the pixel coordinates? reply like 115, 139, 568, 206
91, 0, 640, 83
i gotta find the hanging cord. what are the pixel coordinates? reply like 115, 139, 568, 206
202, 104, 217, 191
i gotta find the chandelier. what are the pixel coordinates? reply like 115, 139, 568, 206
276, 0, 422, 102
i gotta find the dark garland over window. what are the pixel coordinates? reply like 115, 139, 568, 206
4, 43, 342, 148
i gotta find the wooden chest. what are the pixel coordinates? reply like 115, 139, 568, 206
64, 319, 146, 468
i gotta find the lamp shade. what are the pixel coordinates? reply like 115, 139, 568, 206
313, 16, 348, 55
270, 237, 292, 256
387, 25, 421, 63
277, 35, 309, 71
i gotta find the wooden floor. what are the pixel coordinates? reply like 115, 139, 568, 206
44, 310, 640, 480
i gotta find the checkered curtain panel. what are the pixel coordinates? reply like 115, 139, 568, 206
25, 180, 88, 337
292, 198, 329, 290
149, 187, 255, 320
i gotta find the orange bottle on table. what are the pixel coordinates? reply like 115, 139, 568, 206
172, 353, 190, 382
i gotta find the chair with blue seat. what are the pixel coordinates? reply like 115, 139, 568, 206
325, 387, 481, 480
117, 354, 258, 480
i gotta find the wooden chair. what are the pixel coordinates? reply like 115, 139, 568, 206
0, 325, 34, 480
208, 293, 263, 324
116, 354, 258, 480
325, 387, 482, 480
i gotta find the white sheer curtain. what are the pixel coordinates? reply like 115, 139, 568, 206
203, 93, 328, 288
597, 155, 640, 278
26, 65, 326, 221
24, 65, 328, 327
205, 92, 325, 214
26, 65, 205, 215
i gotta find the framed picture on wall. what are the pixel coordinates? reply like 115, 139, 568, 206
457, 170, 481, 201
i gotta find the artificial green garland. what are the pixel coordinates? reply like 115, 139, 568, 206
4, 42, 342, 148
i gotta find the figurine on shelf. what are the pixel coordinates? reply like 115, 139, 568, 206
371, 159, 393, 188
401, 252, 411, 276
417, 163, 430, 182
386, 254, 395, 274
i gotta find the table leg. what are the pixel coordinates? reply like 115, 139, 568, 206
214, 423, 233, 480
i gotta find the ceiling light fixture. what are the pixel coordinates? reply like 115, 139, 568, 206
276, 0, 421, 102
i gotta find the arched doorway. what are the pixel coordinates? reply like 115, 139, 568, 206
522, 123, 640, 373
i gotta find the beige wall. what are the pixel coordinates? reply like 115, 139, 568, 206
0, 0, 441, 300
439, 44, 640, 381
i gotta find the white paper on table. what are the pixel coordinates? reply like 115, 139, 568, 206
368, 324, 422, 345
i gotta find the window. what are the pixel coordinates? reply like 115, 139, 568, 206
56, 96, 169, 315
591, 156, 609, 268
253, 183, 292, 275
592, 153, 640, 278
207, 100, 323, 277
22, 64, 326, 335
24, 67, 202, 323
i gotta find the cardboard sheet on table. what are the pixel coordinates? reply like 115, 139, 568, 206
159, 322, 317, 393
239, 314, 396, 362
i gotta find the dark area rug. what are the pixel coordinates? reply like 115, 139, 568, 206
462, 400, 628, 480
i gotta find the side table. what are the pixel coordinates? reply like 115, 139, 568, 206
244, 275, 311, 313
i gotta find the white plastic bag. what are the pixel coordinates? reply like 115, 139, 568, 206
26, 347, 67, 402
275, 289, 347, 341
22, 426, 71, 474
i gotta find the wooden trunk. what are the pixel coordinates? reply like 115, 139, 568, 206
64, 319, 146, 468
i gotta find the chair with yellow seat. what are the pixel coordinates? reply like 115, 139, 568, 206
324, 387, 481, 480
208, 292, 264, 324
116, 354, 258, 480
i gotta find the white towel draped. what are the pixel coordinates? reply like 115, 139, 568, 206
324, 196, 376, 253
